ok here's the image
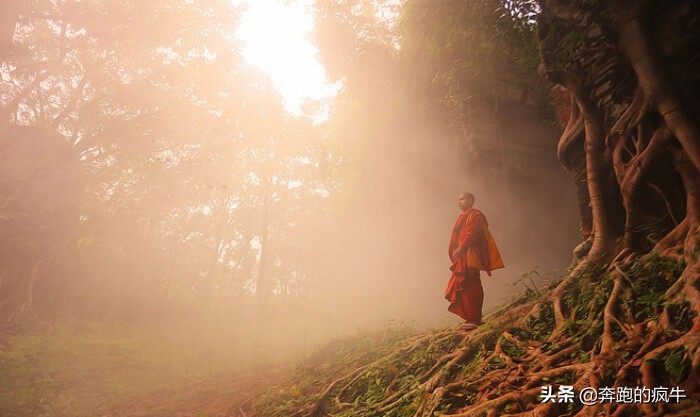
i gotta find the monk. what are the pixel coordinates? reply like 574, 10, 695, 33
446, 192, 504, 331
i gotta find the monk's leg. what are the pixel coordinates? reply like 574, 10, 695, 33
446, 274, 468, 320
447, 291, 468, 321
462, 268, 484, 324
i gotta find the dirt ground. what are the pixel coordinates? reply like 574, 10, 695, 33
99, 365, 290, 417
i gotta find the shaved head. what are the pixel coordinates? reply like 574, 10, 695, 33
457, 192, 474, 211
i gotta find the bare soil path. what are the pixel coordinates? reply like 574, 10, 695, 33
99, 364, 291, 417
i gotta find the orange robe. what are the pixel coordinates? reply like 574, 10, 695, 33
445, 208, 504, 323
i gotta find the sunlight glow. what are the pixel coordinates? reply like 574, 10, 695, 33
234, 0, 339, 118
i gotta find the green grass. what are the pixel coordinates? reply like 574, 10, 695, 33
251, 323, 420, 417
0, 316, 262, 417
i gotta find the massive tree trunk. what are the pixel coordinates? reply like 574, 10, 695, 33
252, 2, 700, 416
539, 0, 699, 267
534, 1, 700, 412
567, 75, 618, 266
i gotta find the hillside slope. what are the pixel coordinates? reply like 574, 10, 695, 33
251, 254, 698, 416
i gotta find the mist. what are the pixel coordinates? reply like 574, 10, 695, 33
308, 94, 580, 335
0, 0, 582, 415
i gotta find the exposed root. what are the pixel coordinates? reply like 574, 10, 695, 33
256, 250, 699, 417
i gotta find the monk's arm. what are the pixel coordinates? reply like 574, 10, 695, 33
452, 213, 485, 257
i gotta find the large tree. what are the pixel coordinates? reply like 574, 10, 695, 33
253, 1, 700, 416
0, 0, 344, 327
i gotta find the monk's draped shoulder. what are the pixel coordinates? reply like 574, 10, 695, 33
448, 209, 504, 276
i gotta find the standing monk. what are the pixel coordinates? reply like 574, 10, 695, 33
446, 192, 504, 331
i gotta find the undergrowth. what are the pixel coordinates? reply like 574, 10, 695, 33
251, 254, 699, 417
0, 317, 257, 417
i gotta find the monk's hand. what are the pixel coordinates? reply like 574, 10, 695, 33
452, 246, 465, 259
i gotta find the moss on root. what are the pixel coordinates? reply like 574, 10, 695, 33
251, 254, 699, 417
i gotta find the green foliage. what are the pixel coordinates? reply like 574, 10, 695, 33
553, 370, 576, 385
252, 252, 695, 417
638, 213, 677, 247
0, 317, 258, 417
385, 398, 420, 417
608, 321, 626, 342
561, 319, 586, 337
576, 320, 602, 353
1, 0, 353, 325
570, 239, 593, 267
665, 301, 696, 333
540, 21, 587, 70
401, 0, 550, 138
486, 355, 507, 370
562, 267, 613, 321
575, 350, 590, 363
511, 267, 542, 301
663, 346, 691, 383
347, 366, 400, 410
628, 254, 686, 322
252, 325, 418, 417
500, 336, 526, 358
643, 345, 691, 386
460, 350, 486, 377
524, 301, 555, 343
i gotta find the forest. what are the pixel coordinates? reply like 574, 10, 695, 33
1, 0, 698, 416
